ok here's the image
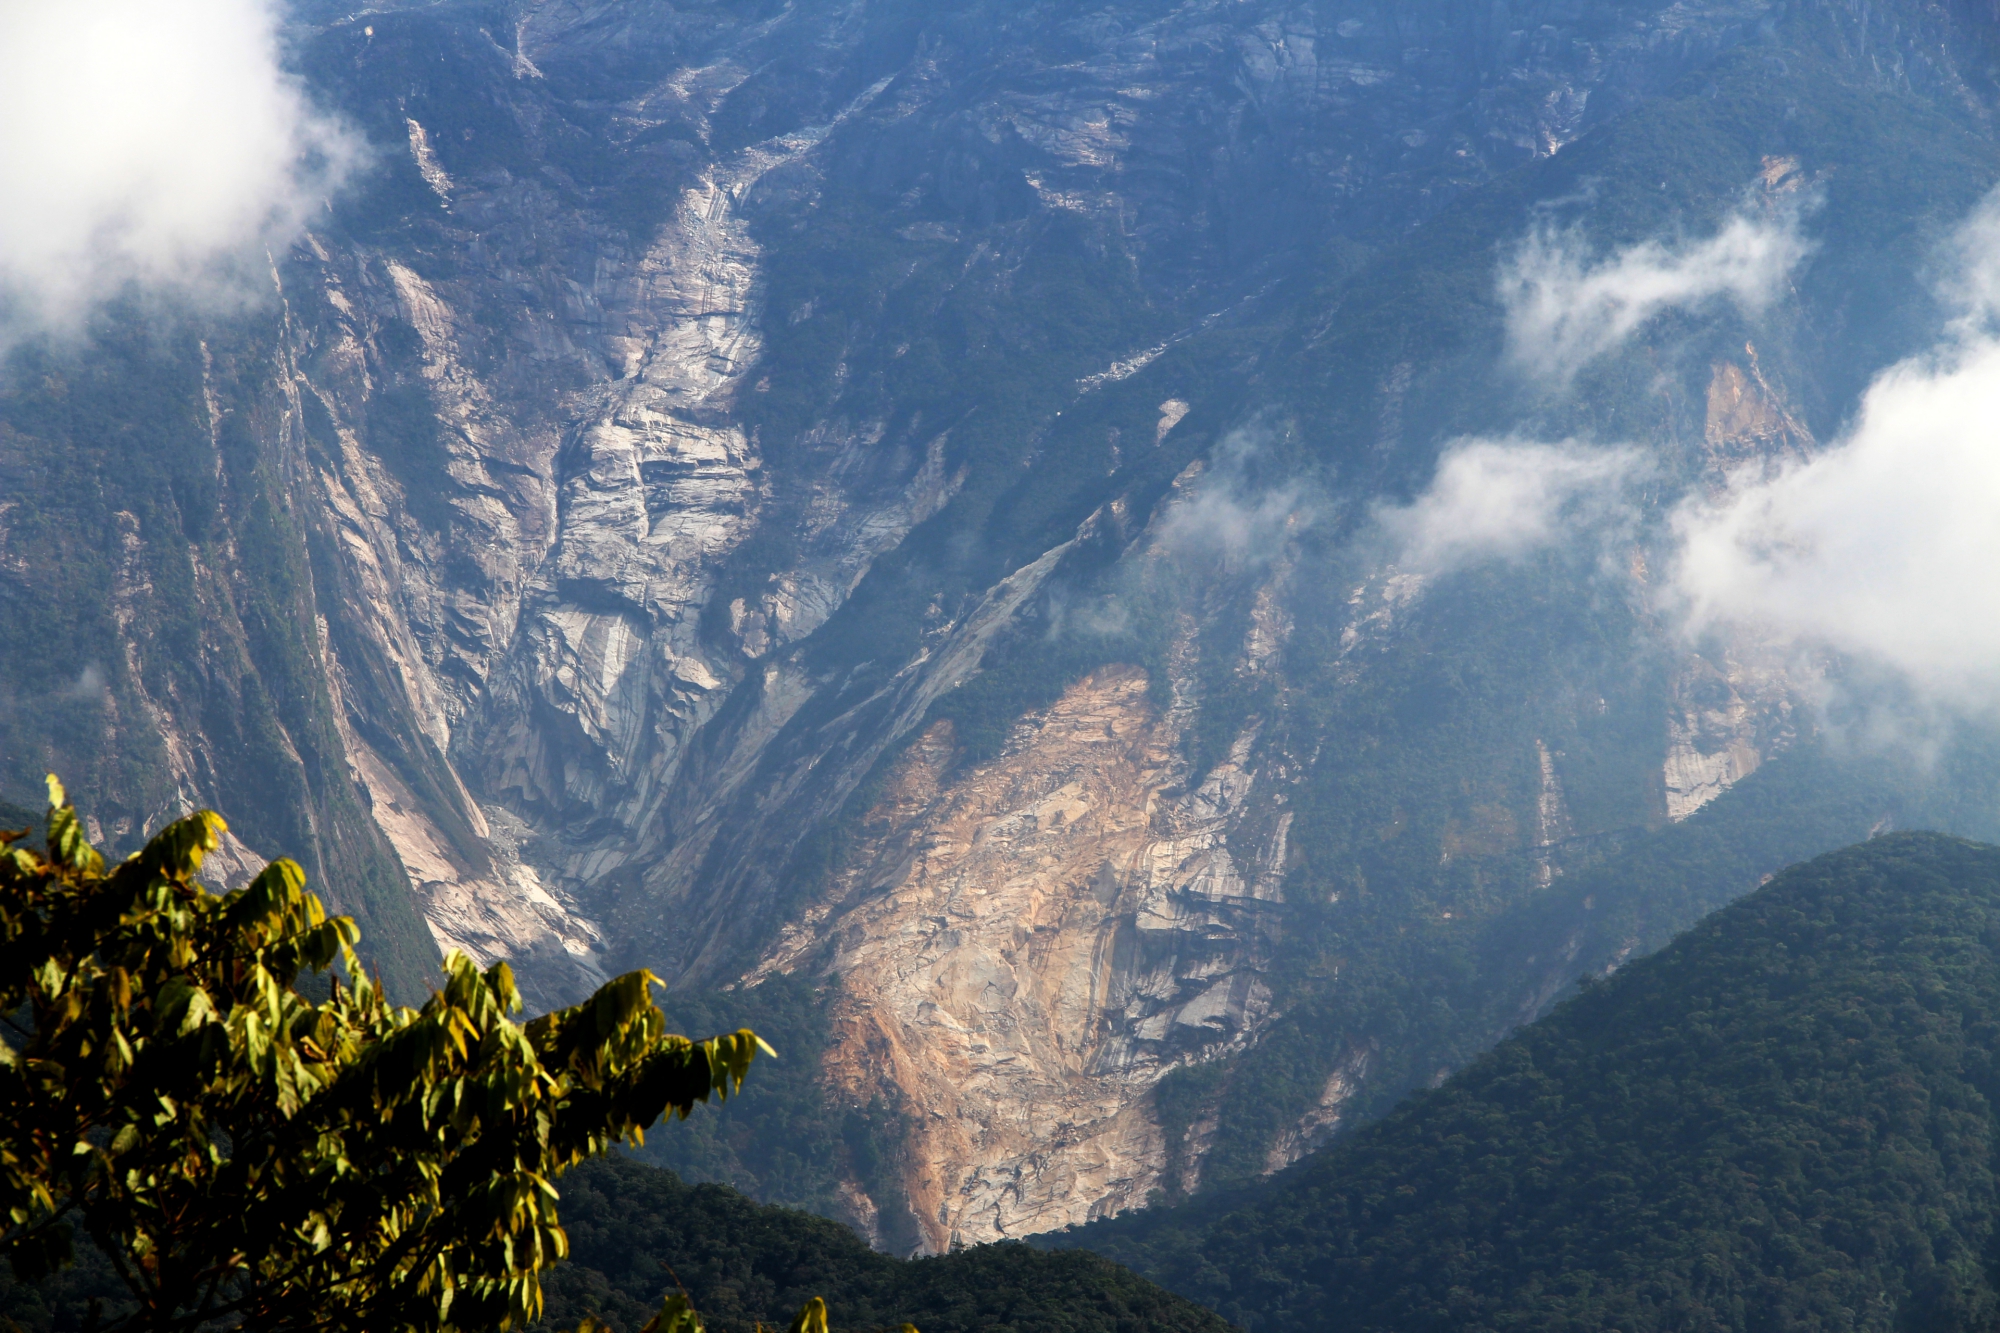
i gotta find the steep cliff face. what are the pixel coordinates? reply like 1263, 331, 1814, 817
756, 656, 1292, 1249
1660, 351, 1815, 823
8, 0, 2000, 1250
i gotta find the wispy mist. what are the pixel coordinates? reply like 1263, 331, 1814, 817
1373, 438, 1648, 576
1154, 428, 1316, 569
1668, 190, 2000, 717
1388, 183, 2000, 723
1500, 206, 1811, 386
0, 0, 360, 339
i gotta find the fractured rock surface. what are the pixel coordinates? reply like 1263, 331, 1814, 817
762, 665, 1287, 1249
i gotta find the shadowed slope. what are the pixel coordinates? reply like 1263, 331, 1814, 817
1054, 832, 2000, 1333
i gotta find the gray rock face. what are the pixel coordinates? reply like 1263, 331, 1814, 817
298, 0, 1956, 982
279, 0, 2000, 1228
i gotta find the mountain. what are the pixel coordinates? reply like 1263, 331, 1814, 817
10, 0, 2000, 1252
538, 1155, 1230, 1333
0, 1154, 1228, 1333
1049, 831, 2000, 1332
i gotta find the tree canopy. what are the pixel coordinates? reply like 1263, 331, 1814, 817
537, 1154, 1232, 1333
0, 778, 769, 1333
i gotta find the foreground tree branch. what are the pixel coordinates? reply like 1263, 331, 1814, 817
0, 776, 779, 1333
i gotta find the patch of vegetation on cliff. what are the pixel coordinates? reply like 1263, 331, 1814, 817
1157, 728, 2000, 1198
0, 317, 439, 998
631, 975, 919, 1254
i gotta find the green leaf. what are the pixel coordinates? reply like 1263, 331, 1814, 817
44, 797, 100, 876
0, 786, 770, 1332
639, 1292, 705, 1333
786, 1296, 830, 1333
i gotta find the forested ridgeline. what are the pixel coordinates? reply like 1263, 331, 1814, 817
539, 1156, 1229, 1333
0, 1154, 1228, 1333
1050, 832, 2000, 1333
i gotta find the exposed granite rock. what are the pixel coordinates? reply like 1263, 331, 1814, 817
273, 0, 1854, 1011
1659, 348, 1816, 823
765, 663, 1287, 1250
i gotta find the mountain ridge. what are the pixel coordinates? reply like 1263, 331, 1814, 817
1051, 829, 2000, 1331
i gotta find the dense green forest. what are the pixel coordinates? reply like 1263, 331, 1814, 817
539, 1156, 1228, 1333
633, 975, 926, 1249
0, 1154, 1227, 1333
1051, 832, 2000, 1333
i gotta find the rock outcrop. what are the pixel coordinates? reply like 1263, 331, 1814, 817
757, 659, 1290, 1249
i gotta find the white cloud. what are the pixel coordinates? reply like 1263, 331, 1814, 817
1669, 190, 2000, 714
1500, 207, 1811, 385
0, 0, 360, 337
1374, 438, 1647, 575
1385, 182, 2000, 723
1155, 428, 1314, 567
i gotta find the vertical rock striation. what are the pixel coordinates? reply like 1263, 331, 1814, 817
759, 660, 1290, 1249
